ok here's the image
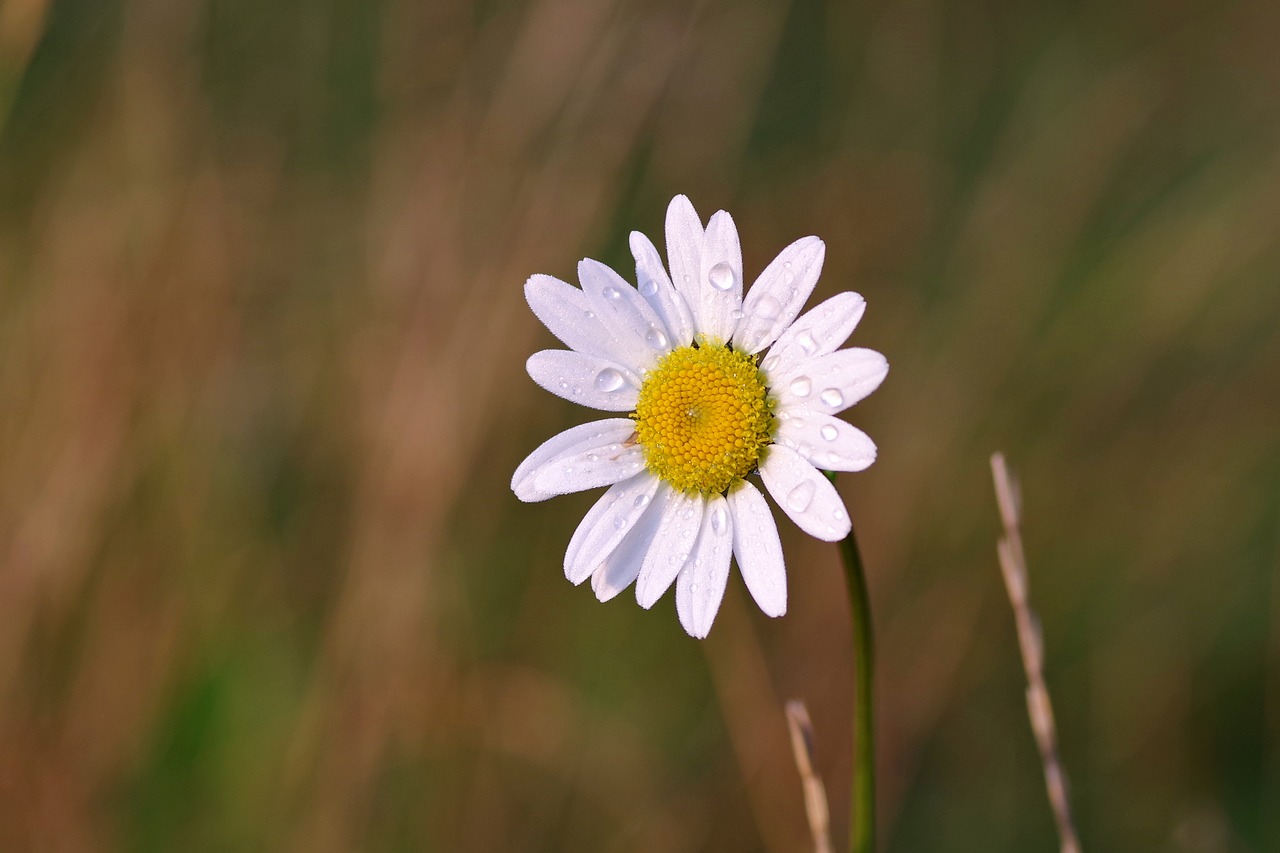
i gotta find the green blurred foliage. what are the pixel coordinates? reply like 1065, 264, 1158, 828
0, 0, 1277, 850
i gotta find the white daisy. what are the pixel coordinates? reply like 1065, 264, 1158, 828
512, 195, 888, 638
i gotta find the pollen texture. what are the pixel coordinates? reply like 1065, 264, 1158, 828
634, 343, 774, 495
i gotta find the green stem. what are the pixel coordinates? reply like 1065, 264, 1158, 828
839, 517, 876, 853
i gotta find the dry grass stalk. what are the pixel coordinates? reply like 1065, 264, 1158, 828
784, 700, 833, 853
990, 453, 1082, 853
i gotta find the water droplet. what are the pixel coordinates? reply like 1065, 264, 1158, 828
710, 504, 728, 534
602, 286, 621, 300
558, 381, 568, 390
784, 261, 793, 269
708, 262, 736, 291
791, 417, 806, 429
762, 355, 779, 372
584, 310, 595, 319
827, 452, 843, 467
691, 583, 699, 593
613, 516, 628, 531
570, 385, 581, 396
681, 506, 695, 520
787, 481, 816, 513
754, 295, 782, 320
833, 507, 846, 520
820, 388, 844, 408
730, 309, 744, 322
639, 276, 658, 296
594, 368, 625, 392
797, 331, 818, 355
634, 494, 650, 509
587, 453, 598, 462
778, 411, 790, 421
820, 424, 838, 441
790, 376, 812, 397
645, 327, 669, 350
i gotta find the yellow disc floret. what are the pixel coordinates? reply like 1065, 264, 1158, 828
633, 341, 774, 495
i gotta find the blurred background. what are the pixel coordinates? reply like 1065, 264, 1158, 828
1, 0, 1278, 850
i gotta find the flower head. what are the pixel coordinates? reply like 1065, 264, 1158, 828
512, 195, 887, 637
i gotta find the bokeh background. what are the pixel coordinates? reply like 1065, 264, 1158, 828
1, 0, 1278, 850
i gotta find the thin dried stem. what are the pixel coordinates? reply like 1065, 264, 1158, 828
990, 453, 1082, 853
785, 700, 833, 853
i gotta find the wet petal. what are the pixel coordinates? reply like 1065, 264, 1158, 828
591, 485, 673, 601
696, 210, 744, 341
635, 491, 704, 609
773, 348, 889, 415
763, 292, 867, 377
675, 495, 734, 638
774, 409, 877, 472
726, 480, 787, 617
665, 195, 704, 322
631, 230, 694, 348
525, 350, 640, 411
563, 474, 661, 584
511, 419, 643, 502
734, 236, 825, 354
759, 445, 851, 542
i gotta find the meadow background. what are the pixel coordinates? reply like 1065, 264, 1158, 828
1, 0, 1278, 850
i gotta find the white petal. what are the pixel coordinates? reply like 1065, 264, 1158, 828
591, 485, 672, 601
763, 292, 867, 377
577, 259, 668, 372
733, 236, 825, 354
773, 348, 889, 415
759, 445, 851, 542
511, 419, 643, 502
774, 410, 877, 472
564, 473, 661, 584
526, 350, 640, 412
696, 210, 744, 341
630, 230, 694, 347
675, 496, 734, 638
525, 274, 641, 369
726, 480, 787, 617
635, 491, 704, 609
665, 195, 704, 321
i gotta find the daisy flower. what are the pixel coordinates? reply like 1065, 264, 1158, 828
511, 195, 888, 638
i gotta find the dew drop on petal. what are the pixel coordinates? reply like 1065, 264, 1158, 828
820, 388, 844, 408
786, 481, 816, 513
797, 331, 818, 355
587, 453, 598, 462
584, 310, 595, 319
613, 516, 628, 531
691, 583, 699, 593
784, 261, 793, 270
821, 424, 838, 441
708, 262, 736, 291
602, 286, 621, 300
754, 295, 782, 321
594, 368, 625, 392
645, 327, 669, 350
827, 452, 843, 467
790, 376, 812, 397
634, 493, 650, 509
710, 504, 728, 535
791, 417, 806, 430
762, 355, 779, 372
833, 507, 846, 520
681, 505, 695, 520
639, 276, 659, 296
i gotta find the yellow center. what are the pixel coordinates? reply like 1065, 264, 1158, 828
633, 342, 774, 495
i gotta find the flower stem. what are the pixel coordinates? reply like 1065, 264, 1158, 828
839, 518, 876, 853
